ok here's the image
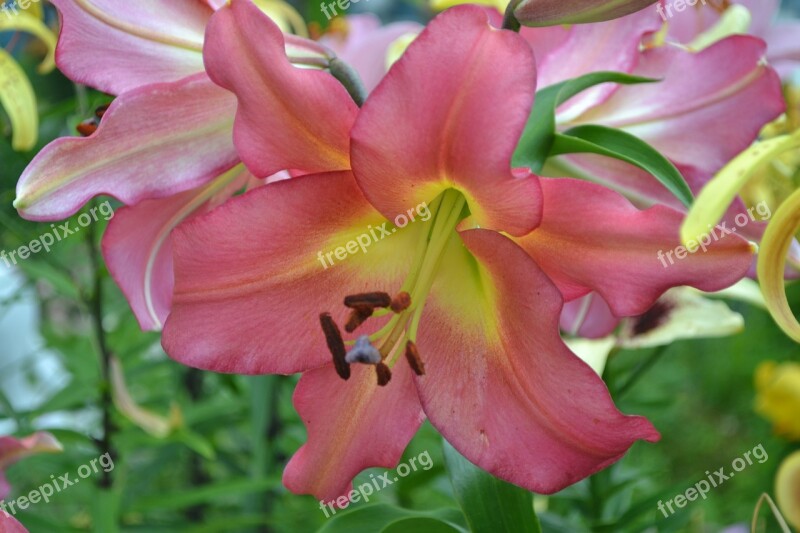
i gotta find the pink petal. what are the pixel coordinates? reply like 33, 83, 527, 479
0, 432, 62, 500
0, 512, 28, 533
319, 14, 423, 93
516, 178, 754, 317
666, 0, 778, 43
15, 74, 238, 221
102, 166, 254, 331
765, 22, 800, 79
204, 0, 357, 177
283, 363, 425, 502
351, 5, 542, 237
414, 229, 658, 494
163, 171, 422, 374
572, 37, 785, 175
535, 9, 661, 121
560, 293, 620, 338
50, 0, 210, 94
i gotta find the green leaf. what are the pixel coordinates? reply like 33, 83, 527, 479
381, 517, 462, 533
319, 504, 466, 533
552, 125, 694, 208
443, 441, 541, 533
512, 71, 656, 172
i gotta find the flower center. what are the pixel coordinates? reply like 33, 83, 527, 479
319, 189, 467, 386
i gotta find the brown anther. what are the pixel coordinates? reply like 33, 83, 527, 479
76, 119, 98, 137
390, 292, 411, 313
344, 292, 391, 309
376, 362, 392, 386
95, 104, 110, 119
344, 305, 373, 333
404, 341, 425, 376
320, 313, 350, 380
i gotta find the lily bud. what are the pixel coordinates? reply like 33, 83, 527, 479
514, 0, 658, 27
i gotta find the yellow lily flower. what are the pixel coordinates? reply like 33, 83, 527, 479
0, 1, 57, 151
755, 361, 800, 441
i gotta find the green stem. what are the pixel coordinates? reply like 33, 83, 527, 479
329, 58, 367, 107
614, 345, 669, 399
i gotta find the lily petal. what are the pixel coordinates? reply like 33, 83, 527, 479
15, 73, 238, 221
776, 451, 800, 529
516, 178, 754, 317
572, 37, 785, 176
102, 165, 253, 331
283, 363, 425, 502
536, 9, 661, 122
203, 0, 356, 177
0, 433, 62, 500
49, 0, 211, 94
351, 6, 542, 237
560, 293, 620, 339
0, 11, 57, 73
414, 228, 658, 494
163, 171, 425, 374
0, 50, 37, 151
758, 187, 800, 343
0, 512, 28, 533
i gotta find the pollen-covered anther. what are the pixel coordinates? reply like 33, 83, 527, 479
390, 291, 412, 313
376, 362, 392, 386
319, 313, 350, 380
76, 120, 98, 137
345, 305, 373, 333
404, 340, 425, 376
344, 292, 392, 309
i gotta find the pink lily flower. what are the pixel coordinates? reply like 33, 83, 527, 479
14, 0, 417, 331
522, 8, 785, 209
162, 2, 755, 500
0, 433, 62, 500
0, 512, 28, 533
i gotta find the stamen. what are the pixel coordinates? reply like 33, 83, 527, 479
390, 292, 412, 313
345, 335, 382, 365
345, 305, 373, 333
404, 341, 425, 376
76, 119, 98, 137
319, 313, 350, 380
344, 292, 392, 309
95, 104, 110, 119
376, 362, 392, 386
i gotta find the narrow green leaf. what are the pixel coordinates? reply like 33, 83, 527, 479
443, 441, 541, 533
381, 517, 462, 533
551, 125, 694, 207
513, 71, 656, 172
319, 503, 466, 533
